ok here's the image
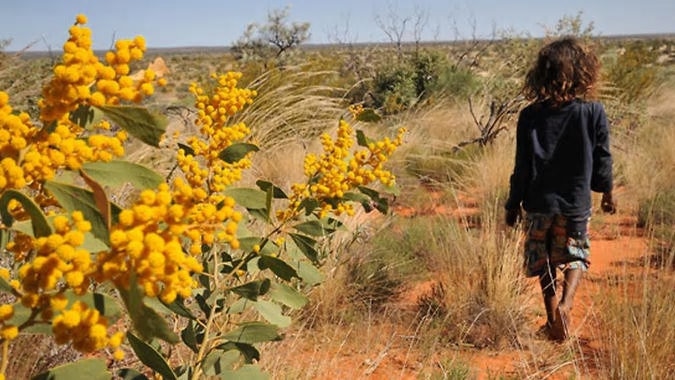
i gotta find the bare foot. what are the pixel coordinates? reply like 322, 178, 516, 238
550, 306, 570, 342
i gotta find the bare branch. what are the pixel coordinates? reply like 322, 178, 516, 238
231, 7, 310, 62
374, 3, 411, 56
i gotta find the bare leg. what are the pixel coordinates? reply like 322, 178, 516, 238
559, 267, 583, 311
557, 267, 583, 338
539, 265, 558, 326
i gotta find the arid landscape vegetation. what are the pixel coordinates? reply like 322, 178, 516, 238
1, 9, 674, 380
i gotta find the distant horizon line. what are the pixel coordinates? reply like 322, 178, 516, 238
8, 31, 675, 55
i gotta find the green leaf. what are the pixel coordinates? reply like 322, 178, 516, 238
255, 180, 288, 199
0, 277, 13, 293
219, 365, 269, 380
69, 105, 104, 130
174, 366, 192, 380
0, 224, 9, 252
374, 198, 389, 214
222, 322, 281, 344
268, 283, 308, 309
81, 232, 109, 252
258, 255, 298, 281
215, 342, 260, 364
223, 188, 267, 210
342, 191, 375, 212
253, 300, 291, 328
356, 108, 382, 123
160, 297, 196, 320
292, 220, 325, 236
0, 189, 51, 238
229, 279, 271, 301
8, 219, 33, 236
8, 303, 53, 335
356, 129, 371, 147
295, 260, 324, 286
342, 191, 370, 203
226, 298, 250, 315
32, 358, 111, 380
181, 321, 199, 353
118, 278, 179, 343
238, 237, 276, 256
44, 181, 116, 245
97, 105, 167, 147
81, 161, 163, 189
218, 143, 259, 163
127, 332, 177, 380
202, 349, 240, 376
357, 186, 390, 214
292, 219, 340, 237
298, 198, 319, 216
264, 184, 272, 220
117, 368, 149, 380
289, 233, 319, 263
248, 208, 271, 223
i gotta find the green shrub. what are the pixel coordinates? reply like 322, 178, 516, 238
433, 66, 480, 101
604, 41, 660, 104
370, 62, 418, 114
411, 51, 446, 98
369, 50, 458, 114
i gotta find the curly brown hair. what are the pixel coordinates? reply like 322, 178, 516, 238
523, 37, 600, 106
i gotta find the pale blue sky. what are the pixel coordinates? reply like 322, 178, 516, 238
2, 0, 674, 51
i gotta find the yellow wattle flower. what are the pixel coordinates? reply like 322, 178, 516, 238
75, 14, 88, 25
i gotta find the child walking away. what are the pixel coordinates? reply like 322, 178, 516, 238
505, 37, 616, 341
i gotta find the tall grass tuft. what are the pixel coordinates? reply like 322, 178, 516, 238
414, 209, 529, 349
616, 86, 675, 265
598, 270, 675, 379
231, 66, 346, 153
594, 83, 675, 379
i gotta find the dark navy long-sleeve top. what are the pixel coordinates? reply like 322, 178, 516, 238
505, 99, 613, 221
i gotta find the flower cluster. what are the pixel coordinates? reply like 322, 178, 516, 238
21, 123, 128, 187
16, 212, 93, 308
95, 182, 242, 304
348, 103, 364, 118
0, 13, 172, 366
182, 72, 256, 191
191, 72, 256, 128
2, 88, 128, 192
52, 300, 124, 358
0, 212, 118, 351
40, 14, 158, 122
279, 119, 405, 220
0, 91, 33, 191
0, 270, 18, 342
0, 13, 159, 192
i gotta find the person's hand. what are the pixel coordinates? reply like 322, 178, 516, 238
601, 192, 616, 214
505, 207, 522, 227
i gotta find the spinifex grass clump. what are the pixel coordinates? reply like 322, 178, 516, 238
412, 211, 528, 349
599, 273, 675, 379
0, 15, 404, 379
